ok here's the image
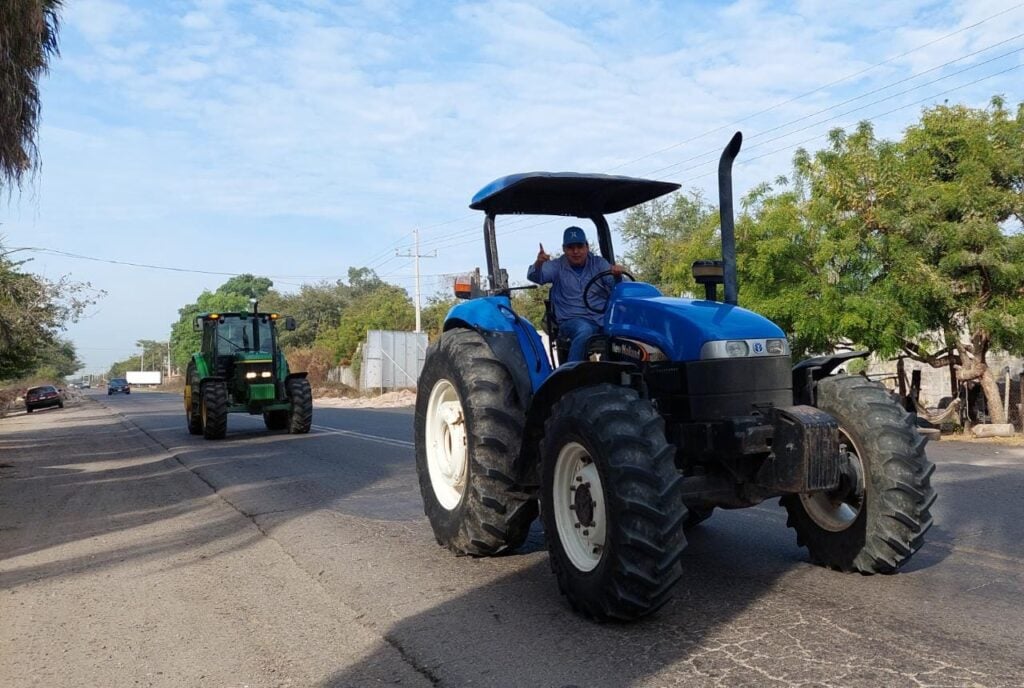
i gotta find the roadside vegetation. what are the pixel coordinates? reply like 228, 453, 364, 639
618, 98, 1024, 424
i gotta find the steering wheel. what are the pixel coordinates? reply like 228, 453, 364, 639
583, 269, 634, 314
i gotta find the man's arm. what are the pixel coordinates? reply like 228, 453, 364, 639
527, 243, 555, 284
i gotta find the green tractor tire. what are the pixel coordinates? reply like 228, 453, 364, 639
200, 379, 228, 440
185, 363, 203, 435
286, 377, 313, 434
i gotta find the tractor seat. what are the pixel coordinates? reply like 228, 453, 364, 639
543, 298, 605, 366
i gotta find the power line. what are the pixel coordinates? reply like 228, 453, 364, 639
386, 3, 1024, 252
12, 246, 348, 281
659, 62, 1024, 186
604, 1, 1024, 173
644, 40, 1024, 179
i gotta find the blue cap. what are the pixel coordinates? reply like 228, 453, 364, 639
562, 226, 587, 246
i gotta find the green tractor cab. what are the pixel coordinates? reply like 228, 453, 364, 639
184, 302, 312, 439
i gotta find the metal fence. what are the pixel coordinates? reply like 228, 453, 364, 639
361, 330, 428, 391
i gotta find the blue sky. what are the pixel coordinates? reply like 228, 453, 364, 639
3, 0, 1023, 373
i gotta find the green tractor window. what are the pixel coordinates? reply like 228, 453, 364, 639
216, 317, 275, 355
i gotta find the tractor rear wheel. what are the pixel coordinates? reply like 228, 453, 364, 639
782, 375, 936, 573
414, 328, 538, 556
541, 384, 687, 621
185, 363, 203, 435
200, 379, 228, 440
286, 377, 312, 434
264, 409, 289, 430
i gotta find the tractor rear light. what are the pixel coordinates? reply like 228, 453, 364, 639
725, 340, 749, 357
454, 276, 473, 299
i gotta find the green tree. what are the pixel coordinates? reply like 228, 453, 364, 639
0, 244, 99, 380
617, 99, 1024, 422
1, 0, 62, 191
421, 293, 457, 341
33, 337, 82, 380
261, 280, 353, 350
218, 274, 273, 300
618, 191, 717, 291
317, 285, 414, 363
796, 102, 1024, 422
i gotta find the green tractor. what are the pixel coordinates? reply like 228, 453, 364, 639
184, 301, 312, 439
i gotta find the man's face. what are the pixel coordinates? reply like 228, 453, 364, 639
563, 243, 588, 266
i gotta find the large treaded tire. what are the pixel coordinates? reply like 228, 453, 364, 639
782, 375, 936, 573
200, 379, 228, 440
185, 363, 203, 435
414, 328, 538, 556
541, 384, 687, 621
286, 377, 312, 434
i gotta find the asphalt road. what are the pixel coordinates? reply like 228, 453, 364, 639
2, 390, 1023, 687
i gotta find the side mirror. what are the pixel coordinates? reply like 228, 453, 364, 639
284, 316, 297, 331
193, 316, 203, 332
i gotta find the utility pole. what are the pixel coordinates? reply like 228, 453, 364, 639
396, 228, 437, 333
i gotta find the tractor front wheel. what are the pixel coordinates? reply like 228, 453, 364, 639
200, 380, 228, 440
286, 378, 312, 434
541, 384, 687, 621
185, 363, 203, 435
414, 328, 537, 556
781, 375, 936, 573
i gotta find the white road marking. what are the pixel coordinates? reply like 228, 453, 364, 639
312, 424, 414, 449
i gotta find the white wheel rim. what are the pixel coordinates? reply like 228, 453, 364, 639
553, 442, 606, 572
799, 428, 866, 532
425, 379, 468, 510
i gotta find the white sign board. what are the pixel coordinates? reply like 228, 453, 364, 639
126, 371, 162, 385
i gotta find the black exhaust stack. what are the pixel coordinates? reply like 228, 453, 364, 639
718, 132, 742, 306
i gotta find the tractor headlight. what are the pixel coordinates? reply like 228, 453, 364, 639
245, 372, 257, 379
700, 338, 790, 359
725, 340, 749, 357
261, 371, 272, 378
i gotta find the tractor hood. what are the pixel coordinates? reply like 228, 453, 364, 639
605, 284, 786, 362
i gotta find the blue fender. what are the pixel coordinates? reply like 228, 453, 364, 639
444, 296, 553, 406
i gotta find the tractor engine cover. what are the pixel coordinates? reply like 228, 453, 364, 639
756, 405, 841, 493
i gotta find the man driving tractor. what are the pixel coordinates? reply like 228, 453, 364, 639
527, 226, 624, 362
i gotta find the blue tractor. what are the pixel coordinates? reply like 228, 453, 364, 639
414, 133, 936, 621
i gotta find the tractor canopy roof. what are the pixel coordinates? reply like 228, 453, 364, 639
469, 172, 681, 217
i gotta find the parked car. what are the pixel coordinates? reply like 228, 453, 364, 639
25, 386, 64, 413
108, 378, 131, 395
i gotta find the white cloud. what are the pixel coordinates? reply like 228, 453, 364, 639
66, 0, 144, 44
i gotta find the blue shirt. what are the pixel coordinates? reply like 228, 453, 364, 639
527, 253, 613, 325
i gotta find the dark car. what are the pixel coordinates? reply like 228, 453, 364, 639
108, 378, 131, 395
25, 385, 64, 413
